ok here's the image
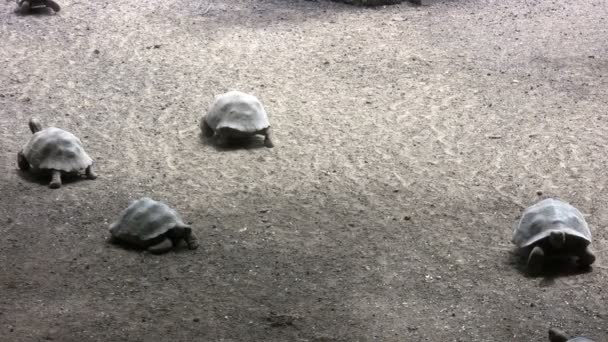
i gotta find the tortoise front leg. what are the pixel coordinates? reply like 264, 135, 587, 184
85, 165, 98, 180
215, 133, 229, 146
19, 0, 30, 13
263, 127, 274, 148
147, 238, 173, 254
17, 151, 30, 170
578, 246, 596, 268
201, 117, 214, 138
527, 245, 544, 275
185, 231, 199, 250
49, 170, 62, 189
46, 0, 60, 12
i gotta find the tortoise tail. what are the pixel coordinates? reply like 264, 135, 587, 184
29, 118, 43, 133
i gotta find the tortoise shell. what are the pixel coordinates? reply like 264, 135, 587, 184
512, 198, 591, 248
204, 91, 270, 133
22, 127, 93, 173
109, 198, 191, 247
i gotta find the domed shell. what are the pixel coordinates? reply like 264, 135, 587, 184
109, 198, 191, 247
512, 198, 591, 248
204, 91, 270, 133
22, 127, 93, 172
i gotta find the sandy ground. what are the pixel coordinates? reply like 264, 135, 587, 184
1, 0, 608, 341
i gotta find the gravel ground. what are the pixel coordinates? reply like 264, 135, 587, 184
1, 0, 607, 341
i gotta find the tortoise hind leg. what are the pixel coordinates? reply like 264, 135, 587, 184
527, 246, 544, 275
578, 246, 596, 268
17, 151, 30, 170
85, 165, 98, 180
147, 238, 173, 254
49, 170, 62, 189
263, 127, 274, 148
548, 328, 569, 342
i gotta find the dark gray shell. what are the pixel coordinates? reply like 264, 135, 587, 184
22, 127, 93, 172
109, 198, 191, 247
203, 91, 270, 133
512, 198, 591, 248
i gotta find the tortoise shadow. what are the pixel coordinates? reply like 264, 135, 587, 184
508, 249, 593, 284
14, 7, 56, 16
198, 132, 268, 152
106, 236, 195, 255
15, 169, 89, 188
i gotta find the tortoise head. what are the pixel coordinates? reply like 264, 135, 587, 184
29, 118, 43, 134
549, 231, 566, 249
548, 328, 569, 342
169, 224, 191, 240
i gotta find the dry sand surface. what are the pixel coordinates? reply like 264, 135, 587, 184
1, 0, 608, 341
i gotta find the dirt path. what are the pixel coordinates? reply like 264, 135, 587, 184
1, 0, 607, 341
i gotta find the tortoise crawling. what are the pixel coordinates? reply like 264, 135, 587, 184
18, 118, 97, 189
549, 328, 595, 342
109, 198, 199, 254
201, 90, 274, 148
512, 198, 595, 274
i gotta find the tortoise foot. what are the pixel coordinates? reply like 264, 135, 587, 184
186, 232, 199, 250
201, 117, 214, 138
578, 246, 596, 268
47, 0, 60, 12
86, 165, 98, 180
17, 151, 30, 170
49, 170, 62, 189
263, 127, 274, 148
527, 246, 544, 275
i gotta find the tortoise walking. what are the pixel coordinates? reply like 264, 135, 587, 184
109, 198, 199, 254
201, 91, 274, 148
18, 118, 97, 189
512, 198, 595, 274
549, 328, 595, 342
